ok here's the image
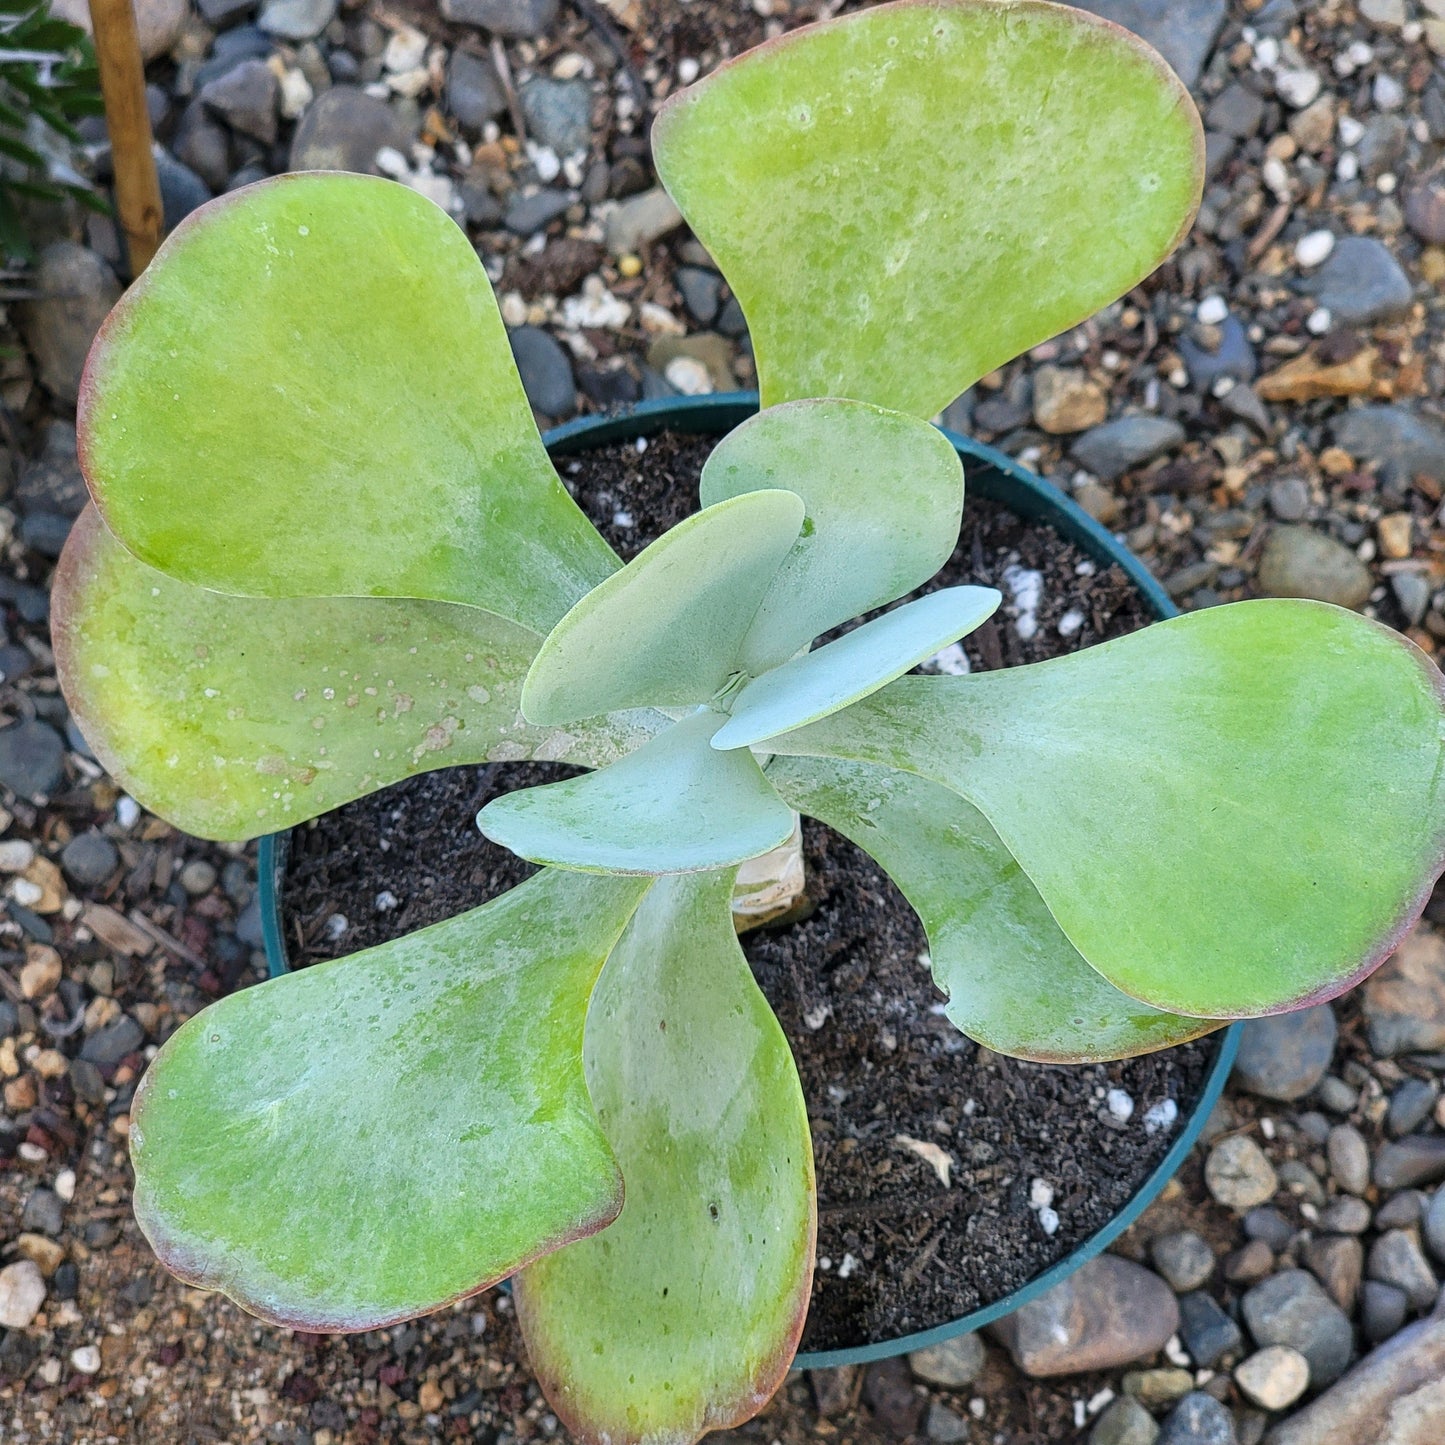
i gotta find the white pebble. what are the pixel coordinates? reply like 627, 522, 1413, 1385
1274, 67, 1320, 109
1378, 173, 1397, 195
663, 356, 713, 395
1251, 36, 1280, 69
10, 878, 42, 907
1106, 1088, 1135, 1122
54, 1168, 76, 1203
1196, 294, 1229, 325
1306, 306, 1333, 335
1374, 74, 1405, 110
528, 144, 561, 183
1088, 1389, 1116, 1416
1295, 230, 1335, 268
1338, 114, 1366, 147
70, 1345, 101, 1376
1347, 40, 1374, 67
677, 57, 700, 84
1262, 156, 1291, 198
1336, 153, 1359, 182
38, 1358, 61, 1385
0, 838, 34, 872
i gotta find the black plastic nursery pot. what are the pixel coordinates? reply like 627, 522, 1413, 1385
257, 392, 1241, 1372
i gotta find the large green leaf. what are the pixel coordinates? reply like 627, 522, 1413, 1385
522, 489, 805, 726
53, 508, 658, 842
767, 601, 1445, 1018
79, 173, 616, 632
699, 399, 965, 670
771, 755, 1214, 1060
130, 869, 650, 1331
712, 586, 999, 751
478, 709, 796, 875
515, 870, 814, 1445
653, 0, 1203, 418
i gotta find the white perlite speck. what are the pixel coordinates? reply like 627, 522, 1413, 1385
1196, 294, 1228, 325
1057, 608, 1085, 639
924, 641, 970, 675
1106, 1088, 1135, 1122
1002, 564, 1043, 640
1143, 1098, 1179, 1135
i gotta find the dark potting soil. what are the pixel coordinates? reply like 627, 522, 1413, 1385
279, 431, 1216, 1352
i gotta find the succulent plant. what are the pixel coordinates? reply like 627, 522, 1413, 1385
51, 2, 1445, 1441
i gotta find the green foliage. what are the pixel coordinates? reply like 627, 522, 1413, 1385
0, 0, 103, 259
49, 3, 1445, 1442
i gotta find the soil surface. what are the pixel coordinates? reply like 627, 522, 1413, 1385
280, 432, 1217, 1351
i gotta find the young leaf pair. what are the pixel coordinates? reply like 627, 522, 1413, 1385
51, 4, 1445, 1444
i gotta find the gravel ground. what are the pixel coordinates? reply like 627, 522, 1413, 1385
4, 0, 1445, 1441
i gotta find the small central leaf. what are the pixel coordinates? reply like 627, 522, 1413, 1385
478, 710, 797, 875
711, 586, 999, 751
521, 490, 806, 727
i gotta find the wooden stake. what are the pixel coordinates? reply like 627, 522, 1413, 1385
87, 0, 162, 276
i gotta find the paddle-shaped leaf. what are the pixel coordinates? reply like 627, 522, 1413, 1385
515, 870, 814, 1445
130, 869, 649, 1331
699, 399, 965, 670
52, 508, 658, 841
771, 755, 1215, 1059
712, 586, 1000, 751
79, 172, 617, 631
766, 601, 1445, 1018
479, 709, 797, 875
521, 489, 805, 725
653, 0, 1203, 418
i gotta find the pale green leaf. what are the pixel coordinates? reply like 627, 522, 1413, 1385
521, 489, 805, 726
515, 870, 814, 1445
771, 755, 1215, 1060
712, 586, 999, 752
80, 173, 617, 632
53, 508, 659, 842
699, 399, 965, 670
131, 869, 650, 1331
478, 709, 796, 875
767, 601, 1445, 1018
653, 0, 1203, 418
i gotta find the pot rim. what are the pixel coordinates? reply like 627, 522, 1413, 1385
256, 390, 1241, 1371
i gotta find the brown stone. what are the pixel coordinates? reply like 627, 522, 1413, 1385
1032, 366, 1108, 434
1363, 925, 1445, 1057
1257, 347, 1379, 402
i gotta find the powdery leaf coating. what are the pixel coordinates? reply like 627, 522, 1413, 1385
79, 173, 617, 633
771, 754, 1217, 1060
130, 869, 650, 1331
52, 508, 659, 842
521, 490, 805, 726
478, 709, 797, 875
711, 586, 1000, 751
699, 399, 965, 671
515, 870, 814, 1445
653, 0, 1203, 419
766, 600, 1445, 1018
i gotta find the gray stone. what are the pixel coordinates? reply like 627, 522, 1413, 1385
236, 897, 265, 948
20, 1188, 63, 1236
1071, 415, 1185, 481
1069, 0, 1226, 87
1332, 407, 1445, 490
1404, 177, 1445, 246
1153, 1231, 1216, 1293
173, 102, 233, 192
51, 0, 184, 61
508, 326, 575, 419
197, 0, 257, 23
519, 76, 592, 156
154, 150, 212, 232
504, 187, 574, 235
1303, 1234, 1364, 1313
1378, 1192, 1426, 1230
605, 186, 683, 254
1328, 1125, 1371, 1196
1392, 573, 1432, 629
1360, 0, 1406, 25
1375, 1137, 1445, 1192
1268, 477, 1310, 522
1257, 526, 1372, 609
1245, 1209, 1296, 1252
257, 0, 336, 40
1265, 1302, 1445, 1445
447, 51, 505, 133
1361, 1280, 1410, 1343
1388, 1080, 1439, 1139
1425, 1189, 1445, 1264
1242, 1271, 1353, 1387
1207, 82, 1266, 138
1300, 238, 1412, 326
1357, 115, 1409, 178
1179, 1290, 1244, 1367
1233, 1006, 1337, 1102
17, 422, 85, 518
439, 0, 559, 38
989, 1255, 1179, 1377
1277, 1160, 1326, 1208
907, 1331, 985, 1388
1179, 316, 1256, 389
1206, 1136, 1279, 1211
1093, 1396, 1160, 1445
17, 243, 120, 405
0, 720, 65, 800
69, 1058, 104, 1105
80, 1014, 145, 1068
290, 87, 416, 175
1319, 1196, 1373, 1235
674, 266, 722, 326
61, 831, 118, 889
1158, 1392, 1238, 1445
1317, 1076, 1359, 1114
925, 1402, 970, 1442
1367, 1230, 1439, 1312
200, 58, 278, 144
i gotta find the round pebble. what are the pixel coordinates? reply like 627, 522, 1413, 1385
1235, 1345, 1310, 1410
1294, 230, 1335, 268
1206, 1135, 1279, 1210
179, 859, 218, 896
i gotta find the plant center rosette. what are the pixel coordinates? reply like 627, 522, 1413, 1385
49, 4, 1445, 1443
